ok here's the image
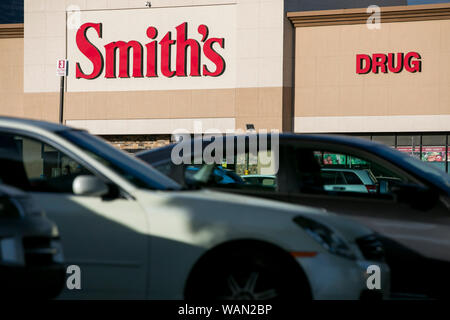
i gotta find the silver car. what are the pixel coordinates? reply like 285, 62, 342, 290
321, 168, 378, 194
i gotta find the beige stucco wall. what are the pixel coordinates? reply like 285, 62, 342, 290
63, 87, 284, 134
0, 37, 24, 117
293, 18, 450, 133
0, 36, 59, 122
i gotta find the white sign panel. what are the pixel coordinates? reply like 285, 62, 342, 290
67, 6, 236, 92
56, 59, 68, 76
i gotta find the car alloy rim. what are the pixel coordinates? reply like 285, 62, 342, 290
223, 272, 278, 300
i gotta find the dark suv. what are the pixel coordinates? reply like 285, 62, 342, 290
0, 183, 65, 298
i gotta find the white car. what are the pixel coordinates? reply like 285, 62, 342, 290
0, 117, 390, 300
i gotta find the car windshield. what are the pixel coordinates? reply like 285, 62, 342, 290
372, 143, 450, 193
58, 130, 182, 191
402, 154, 450, 191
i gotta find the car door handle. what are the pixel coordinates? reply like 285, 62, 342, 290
332, 187, 346, 191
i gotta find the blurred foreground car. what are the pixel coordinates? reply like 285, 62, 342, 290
138, 133, 450, 299
0, 117, 389, 299
0, 183, 64, 298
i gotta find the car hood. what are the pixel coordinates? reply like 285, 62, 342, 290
136, 188, 373, 243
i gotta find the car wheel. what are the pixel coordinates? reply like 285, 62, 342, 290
185, 245, 311, 300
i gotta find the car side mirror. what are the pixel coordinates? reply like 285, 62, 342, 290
391, 183, 439, 211
73, 175, 109, 197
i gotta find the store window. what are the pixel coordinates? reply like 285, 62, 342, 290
341, 133, 450, 173
396, 135, 421, 159
421, 135, 447, 172
372, 135, 395, 148
353, 135, 371, 140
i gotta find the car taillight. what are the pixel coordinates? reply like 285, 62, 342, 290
365, 185, 377, 193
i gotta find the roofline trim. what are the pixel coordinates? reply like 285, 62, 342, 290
0, 23, 24, 39
287, 3, 450, 28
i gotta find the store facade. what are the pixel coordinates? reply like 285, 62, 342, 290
0, 1, 449, 171
20, 0, 295, 143
288, 3, 450, 172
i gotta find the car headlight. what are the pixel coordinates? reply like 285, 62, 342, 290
0, 197, 23, 219
293, 216, 356, 260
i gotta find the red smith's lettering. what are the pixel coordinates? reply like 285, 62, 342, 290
356, 52, 421, 74
75, 22, 226, 79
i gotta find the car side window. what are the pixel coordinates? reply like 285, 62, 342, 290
183, 149, 277, 191
0, 133, 94, 194
292, 149, 413, 196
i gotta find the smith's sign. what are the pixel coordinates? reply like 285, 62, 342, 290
75, 22, 226, 80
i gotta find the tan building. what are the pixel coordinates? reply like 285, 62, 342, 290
0, 1, 449, 171
288, 3, 450, 173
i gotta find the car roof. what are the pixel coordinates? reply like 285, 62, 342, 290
138, 133, 383, 154
137, 133, 393, 165
0, 116, 75, 133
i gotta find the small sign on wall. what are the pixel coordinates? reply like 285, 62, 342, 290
56, 59, 69, 77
